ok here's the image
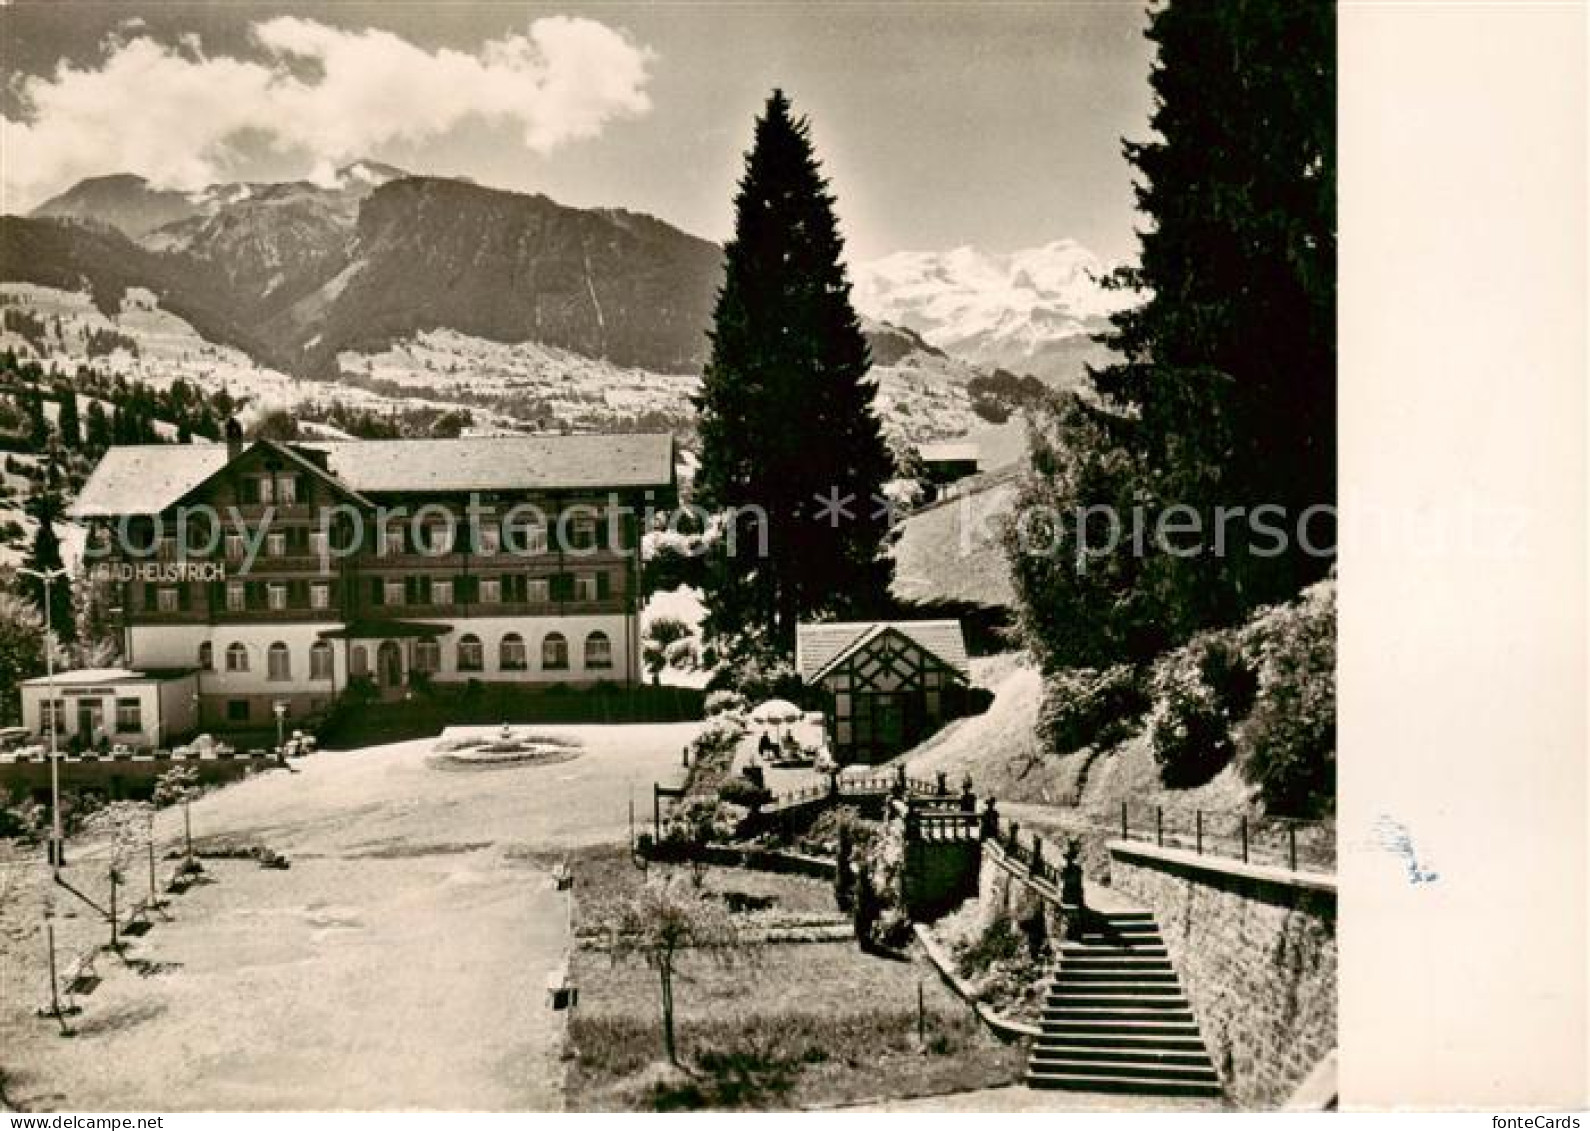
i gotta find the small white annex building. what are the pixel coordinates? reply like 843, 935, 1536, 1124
19, 668, 199, 751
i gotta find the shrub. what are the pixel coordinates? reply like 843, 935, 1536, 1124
1238, 577, 1335, 818
717, 776, 771, 810
1036, 664, 1147, 755
1146, 645, 1234, 788
704, 689, 747, 717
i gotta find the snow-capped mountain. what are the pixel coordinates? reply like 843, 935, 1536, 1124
853, 239, 1128, 385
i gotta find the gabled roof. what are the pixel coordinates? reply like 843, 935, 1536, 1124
304, 434, 675, 494
68, 445, 233, 518
795, 619, 970, 684
917, 441, 981, 465
68, 433, 676, 518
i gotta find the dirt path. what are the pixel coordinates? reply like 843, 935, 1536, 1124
1, 723, 696, 1112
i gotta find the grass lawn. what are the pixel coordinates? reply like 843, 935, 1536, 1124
564, 847, 1025, 1110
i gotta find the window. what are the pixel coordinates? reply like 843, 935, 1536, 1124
477, 526, 501, 555
565, 513, 597, 551
414, 640, 440, 674
432, 579, 454, 607
457, 634, 484, 672
350, 646, 369, 677
267, 642, 291, 681
500, 634, 528, 671
549, 573, 574, 602
310, 582, 331, 610
478, 577, 501, 605
257, 476, 275, 504
267, 532, 287, 558
277, 476, 297, 505
226, 582, 245, 612
419, 524, 452, 555
199, 642, 214, 671
384, 580, 405, 607
157, 586, 180, 613
226, 643, 249, 672
227, 699, 250, 722
115, 698, 142, 733
309, 641, 333, 680
41, 699, 66, 732
225, 535, 245, 562
574, 574, 598, 601
383, 525, 406, 556
268, 583, 288, 611
309, 530, 329, 559
527, 577, 550, 604
506, 518, 546, 555
542, 632, 569, 670
585, 631, 613, 670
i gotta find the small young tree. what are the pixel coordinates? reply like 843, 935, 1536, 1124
642, 616, 692, 685
599, 873, 740, 1065
84, 801, 152, 949
153, 763, 201, 866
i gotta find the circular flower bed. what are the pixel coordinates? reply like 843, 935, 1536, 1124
429, 729, 583, 770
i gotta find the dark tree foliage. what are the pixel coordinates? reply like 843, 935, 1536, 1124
695, 90, 894, 649
20, 454, 75, 642
55, 386, 81, 449
1009, 0, 1334, 669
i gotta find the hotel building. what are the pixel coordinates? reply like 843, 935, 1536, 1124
58, 424, 676, 737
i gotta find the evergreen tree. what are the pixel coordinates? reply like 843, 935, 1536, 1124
85, 399, 112, 452
696, 90, 894, 648
1009, 0, 1334, 664
20, 453, 75, 642
22, 387, 50, 451
55, 386, 81, 449
1096, 0, 1335, 616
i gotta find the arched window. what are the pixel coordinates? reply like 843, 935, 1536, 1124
500, 633, 528, 671
584, 631, 613, 670
414, 640, 440, 674
309, 641, 334, 680
350, 645, 369, 677
267, 642, 291, 681
198, 641, 213, 671
542, 632, 569, 670
225, 642, 249, 672
457, 634, 484, 672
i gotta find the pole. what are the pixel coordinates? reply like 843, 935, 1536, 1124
1195, 810, 1203, 855
45, 917, 62, 1022
917, 979, 926, 1048
1156, 806, 1163, 847
1288, 825, 1298, 871
1241, 816, 1249, 863
1120, 800, 1127, 839
109, 868, 118, 950
149, 837, 157, 904
183, 796, 193, 865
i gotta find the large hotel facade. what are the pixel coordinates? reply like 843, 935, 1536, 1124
46, 425, 676, 740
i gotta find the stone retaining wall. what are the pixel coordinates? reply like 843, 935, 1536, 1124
1108, 840, 1336, 1109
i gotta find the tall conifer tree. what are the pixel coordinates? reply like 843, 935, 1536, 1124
696, 90, 893, 648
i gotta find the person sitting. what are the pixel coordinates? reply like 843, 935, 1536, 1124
758, 730, 778, 759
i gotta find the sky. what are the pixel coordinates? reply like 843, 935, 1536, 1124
0, 2, 1157, 263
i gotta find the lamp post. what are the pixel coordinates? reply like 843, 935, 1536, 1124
19, 565, 70, 875
273, 700, 287, 757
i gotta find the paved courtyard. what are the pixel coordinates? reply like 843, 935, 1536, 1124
1, 723, 696, 1112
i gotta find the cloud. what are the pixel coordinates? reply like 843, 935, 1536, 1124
2, 16, 655, 210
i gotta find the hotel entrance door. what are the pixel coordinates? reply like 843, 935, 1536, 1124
377, 641, 404, 691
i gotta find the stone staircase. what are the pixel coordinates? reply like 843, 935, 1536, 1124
1026, 909, 1223, 1098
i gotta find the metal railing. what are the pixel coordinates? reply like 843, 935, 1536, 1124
1114, 800, 1335, 872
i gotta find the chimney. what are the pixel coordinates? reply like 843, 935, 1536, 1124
225, 417, 244, 461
